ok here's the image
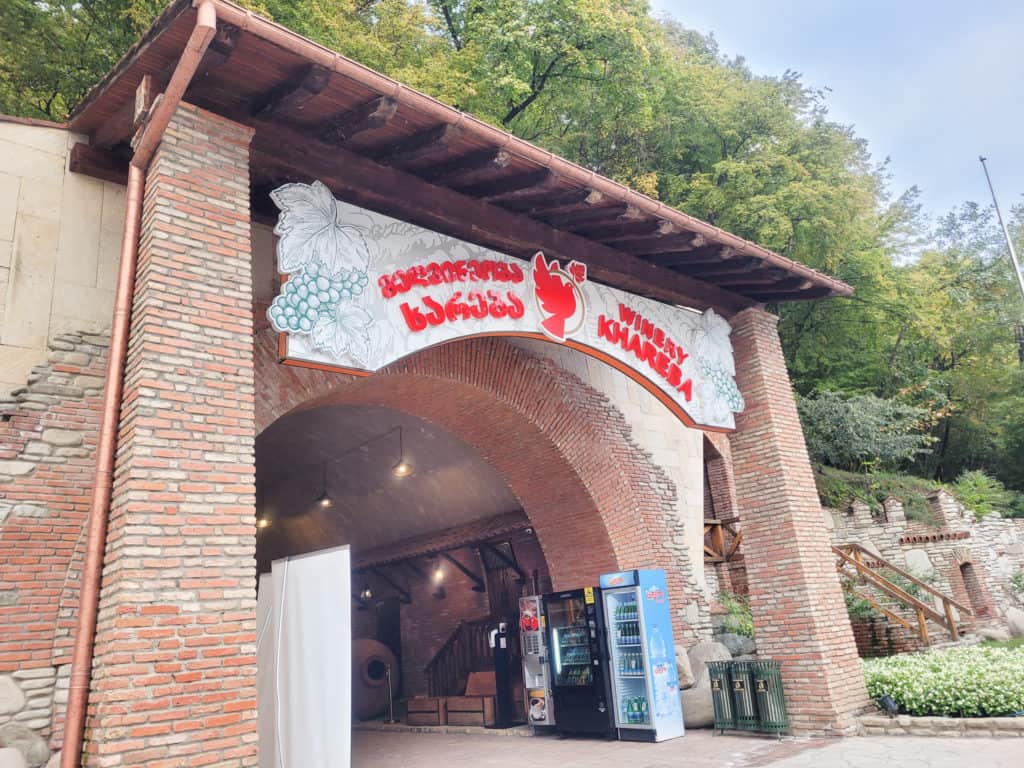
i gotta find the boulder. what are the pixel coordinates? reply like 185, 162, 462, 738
0, 725, 49, 768
0, 677, 25, 717
0, 749, 27, 768
680, 684, 715, 728
678, 641, 731, 729
718, 632, 756, 657
685, 641, 732, 688
674, 645, 695, 689
977, 626, 1012, 643
1006, 607, 1024, 639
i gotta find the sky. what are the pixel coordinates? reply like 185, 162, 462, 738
650, 0, 1024, 218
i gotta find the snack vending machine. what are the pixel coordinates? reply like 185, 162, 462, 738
518, 595, 555, 727
598, 569, 684, 742
542, 587, 615, 737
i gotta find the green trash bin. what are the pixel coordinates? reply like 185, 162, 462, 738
729, 661, 759, 731
706, 661, 735, 731
750, 660, 789, 733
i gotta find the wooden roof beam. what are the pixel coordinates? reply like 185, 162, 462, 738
369, 123, 462, 166
622, 233, 707, 257
319, 95, 397, 146
748, 285, 834, 302
249, 122, 753, 313
480, 542, 527, 584
710, 268, 796, 286
441, 552, 487, 593
193, 22, 241, 83
651, 246, 740, 268
541, 204, 632, 229
370, 566, 412, 604
251, 63, 331, 117
572, 217, 673, 242
419, 148, 511, 185
69, 143, 129, 185
722, 277, 813, 293
501, 188, 602, 215
461, 169, 555, 202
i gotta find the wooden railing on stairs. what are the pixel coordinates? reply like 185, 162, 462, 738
834, 542, 972, 645
425, 616, 519, 697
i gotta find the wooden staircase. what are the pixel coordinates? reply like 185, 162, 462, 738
834, 543, 972, 645
425, 616, 519, 697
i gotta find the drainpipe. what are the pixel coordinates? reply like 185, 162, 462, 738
60, 2, 217, 766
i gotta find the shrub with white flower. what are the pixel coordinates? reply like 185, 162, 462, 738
864, 645, 1024, 717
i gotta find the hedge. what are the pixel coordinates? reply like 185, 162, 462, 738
864, 645, 1024, 717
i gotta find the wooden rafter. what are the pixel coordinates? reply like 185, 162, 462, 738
251, 63, 331, 117
419, 148, 511, 184
69, 144, 128, 185
622, 233, 707, 257
540, 203, 632, 229
480, 542, 527, 583
370, 566, 412, 604
441, 552, 487, 593
248, 129, 752, 313
502, 188, 603, 215
319, 95, 397, 146
463, 169, 555, 202
369, 123, 462, 166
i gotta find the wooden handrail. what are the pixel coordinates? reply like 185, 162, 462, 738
834, 544, 970, 643
835, 548, 946, 625
836, 542, 972, 614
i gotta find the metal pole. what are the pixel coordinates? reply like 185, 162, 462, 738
979, 156, 1024, 302
385, 663, 399, 723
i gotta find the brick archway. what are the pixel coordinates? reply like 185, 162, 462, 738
255, 328, 703, 637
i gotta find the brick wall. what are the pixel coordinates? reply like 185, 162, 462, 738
728, 307, 867, 734
0, 332, 108, 748
83, 103, 258, 767
254, 329, 706, 642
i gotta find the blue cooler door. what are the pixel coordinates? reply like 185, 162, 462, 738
603, 585, 655, 740
637, 569, 684, 741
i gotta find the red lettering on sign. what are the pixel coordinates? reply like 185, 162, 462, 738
380, 258, 523, 299
597, 305, 693, 402
398, 290, 525, 332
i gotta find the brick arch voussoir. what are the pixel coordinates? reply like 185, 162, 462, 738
254, 330, 689, 615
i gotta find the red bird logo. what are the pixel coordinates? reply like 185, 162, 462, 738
532, 252, 587, 342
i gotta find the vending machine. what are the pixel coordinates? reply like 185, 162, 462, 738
598, 569, 684, 742
541, 587, 615, 736
518, 596, 555, 727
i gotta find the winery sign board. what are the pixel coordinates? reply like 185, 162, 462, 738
269, 181, 744, 430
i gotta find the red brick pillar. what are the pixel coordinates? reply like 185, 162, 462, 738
728, 307, 866, 734
84, 104, 257, 766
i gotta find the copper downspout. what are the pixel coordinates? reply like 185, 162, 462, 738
207, 0, 851, 298
60, 3, 217, 766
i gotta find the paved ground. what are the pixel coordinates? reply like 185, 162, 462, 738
351, 729, 1021, 767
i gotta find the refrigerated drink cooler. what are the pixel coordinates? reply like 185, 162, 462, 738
541, 587, 615, 737
518, 595, 555, 727
599, 569, 684, 742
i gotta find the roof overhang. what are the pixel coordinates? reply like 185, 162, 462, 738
68, 0, 853, 315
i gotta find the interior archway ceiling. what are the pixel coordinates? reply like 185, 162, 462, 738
255, 404, 519, 561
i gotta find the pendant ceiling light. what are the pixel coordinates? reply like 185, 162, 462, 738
391, 426, 413, 478
316, 460, 332, 508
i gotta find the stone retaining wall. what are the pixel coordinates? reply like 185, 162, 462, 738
858, 713, 1024, 737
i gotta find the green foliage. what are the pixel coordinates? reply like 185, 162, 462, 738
717, 592, 754, 638
951, 470, 1024, 520
814, 465, 940, 523
864, 646, 1024, 717
844, 591, 881, 621
1, 1, 1022, 495
798, 392, 932, 472
1011, 570, 1024, 598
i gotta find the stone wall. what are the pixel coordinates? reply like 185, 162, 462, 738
0, 331, 107, 749
829, 489, 1024, 632
0, 117, 125, 398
